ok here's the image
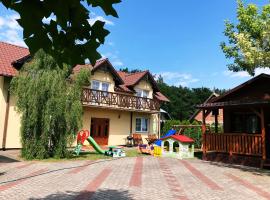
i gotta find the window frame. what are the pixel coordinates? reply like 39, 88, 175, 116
135, 117, 149, 133
135, 89, 149, 98
91, 80, 110, 92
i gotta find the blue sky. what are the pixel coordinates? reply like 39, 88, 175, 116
0, 0, 269, 89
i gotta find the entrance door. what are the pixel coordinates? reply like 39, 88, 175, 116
90, 118, 109, 145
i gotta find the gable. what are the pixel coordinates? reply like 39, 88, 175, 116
213, 74, 270, 103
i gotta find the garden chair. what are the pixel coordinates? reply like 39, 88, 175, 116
132, 133, 143, 146
145, 134, 157, 145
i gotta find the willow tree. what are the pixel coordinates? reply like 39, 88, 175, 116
11, 50, 90, 159
221, 0, 270, 75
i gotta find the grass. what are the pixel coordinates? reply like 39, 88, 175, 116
30, 147, 147, 162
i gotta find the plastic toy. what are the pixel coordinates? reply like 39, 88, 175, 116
138, 144, 154, 155
105, 146, 126, 157
74, 130, 125, 158
161, 134, 194, 159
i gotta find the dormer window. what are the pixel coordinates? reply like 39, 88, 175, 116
91, 80, 110, 92
136, 89, 149, 98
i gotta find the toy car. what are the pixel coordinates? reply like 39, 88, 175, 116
105, 146, 126, 157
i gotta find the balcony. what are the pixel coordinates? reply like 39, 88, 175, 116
82, 88, 160, 112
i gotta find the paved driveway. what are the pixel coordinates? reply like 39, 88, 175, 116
0, 157, 270, 200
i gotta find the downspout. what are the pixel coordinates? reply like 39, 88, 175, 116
2, 89, 10, 150
130, 112, 133, 135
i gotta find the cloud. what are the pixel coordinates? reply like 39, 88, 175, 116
111, 60, 123, 66
0, 14, 25, 47
101, 52, 124, 67
156, 71, 199, 87
88, 15, 114, 26
224, 68, 270, 78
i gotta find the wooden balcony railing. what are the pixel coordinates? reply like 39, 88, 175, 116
205, 133, 262, 156
82, 88, 160, 111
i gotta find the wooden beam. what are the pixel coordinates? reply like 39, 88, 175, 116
261, 107, 266, 167
202, 109, 207, 159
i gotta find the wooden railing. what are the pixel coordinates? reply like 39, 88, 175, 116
82, 88, 160, 111
205, 133, 262, 156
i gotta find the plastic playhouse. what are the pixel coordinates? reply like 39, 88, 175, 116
161, 134, 194, 159
138, 129, 194, 159
74, 130, 126, 158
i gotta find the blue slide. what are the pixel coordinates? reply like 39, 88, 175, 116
155, 129, 176, 146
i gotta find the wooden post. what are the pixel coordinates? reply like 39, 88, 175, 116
261, 107, 266, 168
214, 109, 218, 133
202, 109, 207, 160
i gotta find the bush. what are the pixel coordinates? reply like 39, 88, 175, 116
161, 120, 202, 148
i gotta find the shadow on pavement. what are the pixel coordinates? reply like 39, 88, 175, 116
29, 189, 134, 200
0, 155, 20, 163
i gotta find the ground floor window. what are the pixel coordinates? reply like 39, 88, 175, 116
231, 112, 260, 134
136, 117, 149, 132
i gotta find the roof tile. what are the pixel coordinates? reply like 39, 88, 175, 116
0, 42, 29, 76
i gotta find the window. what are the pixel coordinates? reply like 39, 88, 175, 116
102, 82, 109, 92
136, 118, 149, 132
91, 80, 110, 91
92, 80, 100, 90
231, 112, 260, 134
136, 89, 149, 98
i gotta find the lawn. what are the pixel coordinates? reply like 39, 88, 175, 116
33, 147, 147, 162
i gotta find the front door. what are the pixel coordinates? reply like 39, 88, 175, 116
90, 118, 109, 145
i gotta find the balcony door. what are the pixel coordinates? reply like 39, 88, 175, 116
90, 118, 109, 145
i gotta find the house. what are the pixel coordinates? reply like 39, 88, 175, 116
197, 74, 270, 168
0, 42, 169, 149
190, 93, 223, 126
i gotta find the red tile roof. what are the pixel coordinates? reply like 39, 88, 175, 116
117, 71, 148, 86
0, 42, 29, 76
74, 58, 170, 102
161, 134, 194, 143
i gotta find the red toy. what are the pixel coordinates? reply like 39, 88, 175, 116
76, 130, 90, 145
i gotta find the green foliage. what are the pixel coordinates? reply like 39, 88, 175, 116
161, 120, 202, 148
1, 0, 121, 67
221, 0, 270, 75
119, 67, 143, 73
161, 120, 181, 135
11, 50, 90, 159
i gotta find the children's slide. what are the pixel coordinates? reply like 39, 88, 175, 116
154, 129, 177, 146
86, 136, 105, 154
74, 130, 105, 155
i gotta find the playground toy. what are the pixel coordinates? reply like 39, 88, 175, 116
161, 134, 194, 159
105, 146, 126, 157
74, 130, 125, 157
138, 144, 154, 155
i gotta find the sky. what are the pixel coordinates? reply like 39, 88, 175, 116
0, 0, 270, 90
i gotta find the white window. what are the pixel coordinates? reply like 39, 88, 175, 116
91, 80, 110, 91
101, 82, 109, 92
136, 118, 149, 132
92, 80, 100, 90
136, 89, 149, 98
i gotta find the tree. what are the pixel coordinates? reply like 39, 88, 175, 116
221, 0, 270, 75
1, 0, 121, 67
157, 79, 214, 120
11, 50, 90, 159
119, 67, 143, 73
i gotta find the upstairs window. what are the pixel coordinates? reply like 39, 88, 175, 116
136, 89, 149, 98
91, 80, 110, 92
136, 118, 149, 132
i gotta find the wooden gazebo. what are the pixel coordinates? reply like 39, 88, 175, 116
197, 74, 270, 168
